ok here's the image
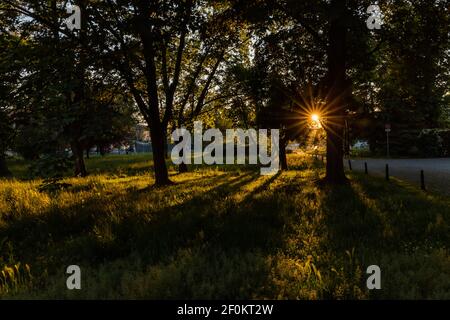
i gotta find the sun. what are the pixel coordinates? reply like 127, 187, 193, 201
311, 113, 320, 122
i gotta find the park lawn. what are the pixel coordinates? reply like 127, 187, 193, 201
1, 154, 450, 299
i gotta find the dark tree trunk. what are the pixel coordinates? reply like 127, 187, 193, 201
280, 138, 288, 170
323, 0, 349, 184
86, 148, 90, 159
179, 163, 188, 173
163, 127, 170, 159
164, 143, 169, 159
0, 155, 12, 178
71, 142, 87, 177
134, 3, 173, 187
344, 120, 350, 157
325, 120, 346, 183
148, 121, 172, 185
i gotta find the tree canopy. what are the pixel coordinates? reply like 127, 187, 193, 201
0, 0, 448, 182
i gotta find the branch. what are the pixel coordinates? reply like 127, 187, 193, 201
1, 0, 80, 43
273, 1, 326, 48
192, 52, 225, 117
161, 39, 170, 95
177, 47, 211, 122
163, 0, 194, 127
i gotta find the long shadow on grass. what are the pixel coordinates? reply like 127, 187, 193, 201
318, 181, 386, 255
112, 170, 287, 262
0, 169, 286, 274
348, 174, 450, 249
319, 174, 450, 257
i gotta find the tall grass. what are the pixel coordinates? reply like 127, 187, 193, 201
1, 154, 450, 299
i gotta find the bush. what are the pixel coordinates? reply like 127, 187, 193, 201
29, 152, 73, 179
417, 130, 444, 157
397, 131, 421, 157
439, 130, 450, 157
28, 152, 74, 192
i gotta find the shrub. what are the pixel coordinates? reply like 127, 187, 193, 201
417, 129, 444, 157
439, 130, 450, 157
28, 152, 74, 192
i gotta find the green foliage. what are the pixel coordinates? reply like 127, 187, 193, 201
382, 1, 448, 121
417, 130, 444, 158
440, 130, 450, 157
29, 153, 74, 179
1, 0, 449, 299
373, 249, 450, 299
400, 131, 422, 157
28, 153, 74, 193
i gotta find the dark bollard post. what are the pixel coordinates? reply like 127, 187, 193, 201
421, 170, 426, 190
348, 159, 352, 171
385, 164, 389, 181
364, 162, 368, 174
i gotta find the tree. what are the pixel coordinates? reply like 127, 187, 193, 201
320, 0, 349, 183
0, 18, 26, 177
228, 0, 350, 178
86, 0, 239, 184
85, 0, 241, 184
1, 1, 139, 177
363, 0, 450, 156
0, 109, 12, 177
2, 1, 241, 184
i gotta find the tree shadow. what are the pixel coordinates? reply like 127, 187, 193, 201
319, 182, 386, 255
0, 169, 284, 275
317, 174, 450, 264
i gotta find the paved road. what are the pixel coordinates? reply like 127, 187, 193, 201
345, 158, 450, 196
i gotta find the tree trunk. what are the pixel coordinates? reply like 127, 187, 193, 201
163, 127, 170, 159
0, 155, 12, 178
148, 121, 172, 185
164, 143, 169, 159
71, 142, 87, 177
323, 0, 349, 184
280, 138, 288, 170
179, 163, 188, 173
134, 6, 172, 187
325, 120, 346, 183
344, 120, 350, 157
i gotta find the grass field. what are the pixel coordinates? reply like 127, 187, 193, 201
1, 154, 450, 299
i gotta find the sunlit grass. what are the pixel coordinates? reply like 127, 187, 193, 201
1, 154, 450, 299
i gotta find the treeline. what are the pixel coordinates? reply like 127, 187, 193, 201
0, 0, 448, 182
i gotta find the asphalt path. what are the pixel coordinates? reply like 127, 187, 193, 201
345, 158, 450, 196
